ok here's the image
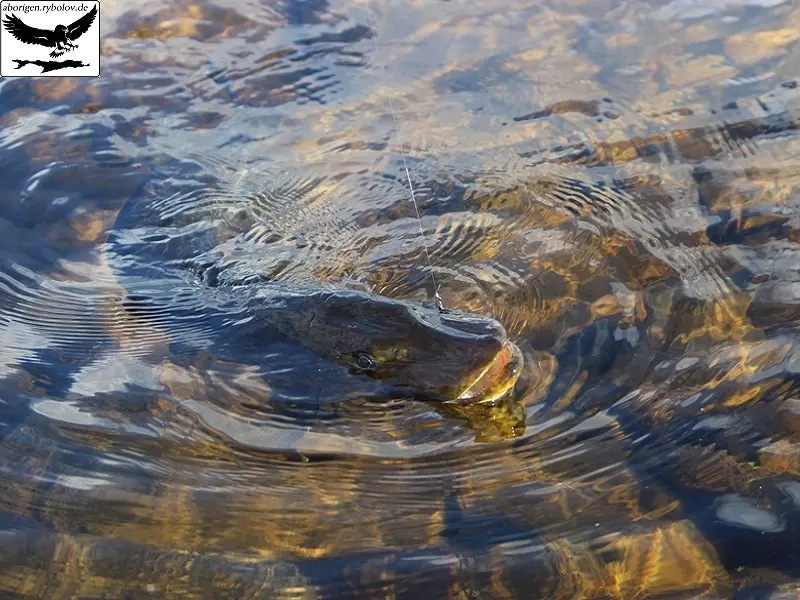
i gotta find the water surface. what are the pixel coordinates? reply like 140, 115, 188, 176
2, 0, 800, 597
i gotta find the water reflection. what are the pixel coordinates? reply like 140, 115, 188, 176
1, 0, 800, 597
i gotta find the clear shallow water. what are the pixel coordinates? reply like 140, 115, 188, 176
1, 0, 800, 597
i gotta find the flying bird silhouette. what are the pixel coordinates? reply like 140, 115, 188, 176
3, 6, 97, 58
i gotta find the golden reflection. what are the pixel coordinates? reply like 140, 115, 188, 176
552, 370, 589, 414
668, 446, 774, 500
601, 520, 730, 598
726, 28, 800, 65
699, 339, 793, 396
547, 539, 607, 600
69, 208, 119, 243
666, 294, 753, 350
30, 78, 81, 102
759, 439, 800, 475
436, 393, 526, 443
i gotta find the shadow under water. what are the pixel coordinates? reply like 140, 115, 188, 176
1, 0, 800, 597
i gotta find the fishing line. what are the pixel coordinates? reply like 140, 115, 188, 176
363, 1, 444, 312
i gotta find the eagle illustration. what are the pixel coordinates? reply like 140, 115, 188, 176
3, 6, 97, 58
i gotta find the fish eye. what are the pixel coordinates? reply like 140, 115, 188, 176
353, 352, 378, 371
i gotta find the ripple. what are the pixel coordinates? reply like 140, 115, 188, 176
3, 0, 800, 595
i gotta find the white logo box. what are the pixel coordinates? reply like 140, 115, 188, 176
0, 0, 100, 77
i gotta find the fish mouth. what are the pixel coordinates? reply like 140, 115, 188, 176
455, 342, 524, 403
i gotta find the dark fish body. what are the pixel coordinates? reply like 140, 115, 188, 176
107, 161, 522, 405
